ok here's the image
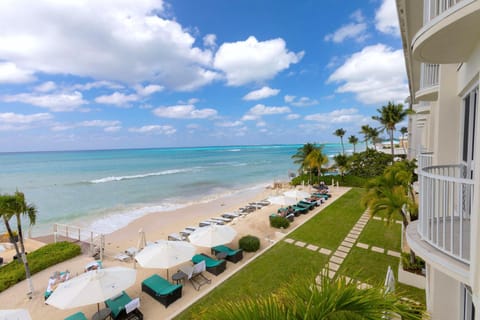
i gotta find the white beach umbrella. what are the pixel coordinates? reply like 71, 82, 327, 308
267, 196, 297, 206
0, 309, 32, 320
188, 225, 237, 248
135, 240, 195, 278
45, 266, 136, 310
283, 190, 310, 200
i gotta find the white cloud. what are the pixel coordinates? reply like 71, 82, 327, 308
214, 36, 303, 86
215, 120, 243, 127
0, 62, 36, 83
0, 0, 217, 91
327, 44, 408, 104
243, 86, 280, 101
305, 108, 369, 124
153, 104, 217, 119
104, 126, 121, 132
72, 81, 124, 91
203, 34, 216, 48
256, 121, 266, 127
324, 10, 368, 43
50, 119, 122, 132
34, 81, 57, 92
135, 84, 164, 96
3, 91, 87, 112
375, 0, 400, 36
287, 96, 319, 107
94, 92, 139, 107
286, 113, 300, 120
0, 112, 52, 124
284, 95, 295, 103
242, 104, 291, 121
79, 120, 121, 127
129, 125, 176, 135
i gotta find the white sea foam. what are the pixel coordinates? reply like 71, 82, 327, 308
228, 149, 241, 152
89, 168, 195, 184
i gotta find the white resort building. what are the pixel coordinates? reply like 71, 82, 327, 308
396, 0, 480, 319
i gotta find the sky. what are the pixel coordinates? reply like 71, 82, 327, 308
0, 0, 408, 152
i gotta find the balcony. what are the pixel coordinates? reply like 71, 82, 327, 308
416, 63, 439, 101
412, 0, 480, 63
417, 152, 433, 170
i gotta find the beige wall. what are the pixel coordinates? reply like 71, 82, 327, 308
428, 266, 461, 319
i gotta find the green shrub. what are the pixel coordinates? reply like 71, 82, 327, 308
0, 241, 81, 292
239, 235, 260, 252
270, 216, 290, 229
401, 252, 425, 274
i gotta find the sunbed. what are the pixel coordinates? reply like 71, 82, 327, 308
222, 212, 240, 219
179, 260, 211, 291
141, 274, 182, 308
297, 200, 315, 210
191, 253, 226, 275
64, 312, 87, 320
105, 291, 143, 319
211, 245, 243, 263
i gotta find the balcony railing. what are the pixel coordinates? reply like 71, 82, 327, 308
418, 164, 473, 264
417, 152, 433, 170
419, 63, 439, 90
423, 0, 468, 24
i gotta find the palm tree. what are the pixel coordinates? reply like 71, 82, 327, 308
333, 128, 346, 154
305, 147, 328, 184
369, 127, 381, 150
292, 143, 317, 172
360, 125, 372, 150
372, 102, 409, 159
400, 126, 408, 155
348, 135, 359, 153
203, 269, 423, 319
0, 191, 37, 297
332, 154, 349, 181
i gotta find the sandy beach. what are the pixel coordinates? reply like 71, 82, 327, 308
0, 184, 350, 320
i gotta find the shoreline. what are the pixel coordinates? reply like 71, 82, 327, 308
0, 182, 347, 320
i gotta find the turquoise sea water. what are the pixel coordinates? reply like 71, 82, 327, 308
0, 144, 346, 236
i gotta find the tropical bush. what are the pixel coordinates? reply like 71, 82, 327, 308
0, 241, 81, 292
239, 235, 260, 252
401, 253, 425, 274
349, 149, 392, 177
269, 216, 290, 229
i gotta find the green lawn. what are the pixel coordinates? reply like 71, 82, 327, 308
288, 188, 366, 250
175, 242, 328, 319
357, 219, 402, 251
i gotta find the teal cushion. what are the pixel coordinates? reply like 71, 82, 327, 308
192, 254, 223, 267
64, 312, 87, 320
142, 274, 181, 295
105, 291, 131, 318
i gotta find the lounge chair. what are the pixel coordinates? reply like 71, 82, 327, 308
179, 260, 211, 291
105, 291, 143, 319
191, 253, 226, 276
222, 212, 240, 219
291, 205, 308, 214
198, 221, 213, 227
297, 200, 315, 210
212, 216, 232, 223
141, 274, 182, 308
64, 312, 88, 320
211, 245, 243, 263
167, 233, 184, 241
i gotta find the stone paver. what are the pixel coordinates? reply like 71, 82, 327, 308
357, 282, 373, 289
295, 241, 306, 247
330, 256, 344, 264
350, 229, 361, 235
319, 248, 332, 255
387, 250, 401, 257
284, 238, 295, 244
347, 233, 359, 240
356, 242, 369, 249
329, 262, 340, 271
371, 246, 385, 253
352, 227, 363, 232
337, 245, 351, 253
341, 241, 353, 248
334, 250, 347, 258
396, 221, 403, 225
344, 237, 356, 243
373, 216, 383, 221
306, 244, 319, 251
328, 270, 336, 279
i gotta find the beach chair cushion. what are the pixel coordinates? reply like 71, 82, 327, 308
105, 291, 132, 319
191, 254, 226, 275
211, 245, 243, 263
64, 312, 88, 320
142, 274, 182, 295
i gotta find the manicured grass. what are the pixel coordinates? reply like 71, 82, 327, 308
175, 242, 328, 319
338, 248, 425, 305
289, 188, 366, 250
358, 219, 402, 251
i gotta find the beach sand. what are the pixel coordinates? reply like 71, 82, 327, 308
0, 184, 350, 320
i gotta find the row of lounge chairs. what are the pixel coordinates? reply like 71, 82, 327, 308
271, 190, 332, 222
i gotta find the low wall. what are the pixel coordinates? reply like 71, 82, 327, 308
398, 261, 426, 289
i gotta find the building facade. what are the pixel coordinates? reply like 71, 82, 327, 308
396, 0, 480, 319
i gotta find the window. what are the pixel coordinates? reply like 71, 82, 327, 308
461, 86, 478, 178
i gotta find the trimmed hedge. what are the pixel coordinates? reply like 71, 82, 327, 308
0, 241, 82, 292
239, 235, 260, 252
270, 216, 290, 229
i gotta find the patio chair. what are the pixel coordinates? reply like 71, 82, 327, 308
179, 260, 211, 291
105, 291, 141, 320
191, 253, 226, 276
211, 245, 243, 263
141, 274, 182, 308
64, 312, 88, 320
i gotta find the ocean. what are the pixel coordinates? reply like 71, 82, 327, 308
0, 144, 346, 236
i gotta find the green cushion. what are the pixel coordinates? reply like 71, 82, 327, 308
64, 312, 87, 320
105, 291, 131, 318
213, 245, 241, 256
142, 274, 181, 295
192, 254, 223, 267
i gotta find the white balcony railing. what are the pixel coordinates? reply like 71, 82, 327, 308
419, 63, 439, 90
417, 152, 433, 170
418, 164, 473, 264
423, 0, 468, 24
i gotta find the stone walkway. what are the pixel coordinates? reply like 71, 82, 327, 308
283, 209, 402, 288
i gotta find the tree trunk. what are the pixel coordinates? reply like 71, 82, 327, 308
3, 217, 20, 258
389, 129, 395, 160
341, 137, 345, 155
353, 144, 356, 153
16, 215, 34, 296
